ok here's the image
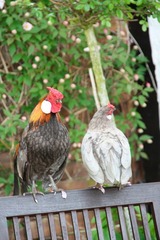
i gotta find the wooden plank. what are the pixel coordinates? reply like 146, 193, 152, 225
140, 204, 151, 240
0, 217, 9, 240
152, 201, 160, 238
1, 183, 160, 217
83, 209, 92, 240
24, 216, 32, 240
71, 210, 80, 240
59, 212, 68, 240
48, 213, 57, 240
128, 205, 140, 240
13, 217, 21, 240
105, 207, 116, 240
117, 206, 128, 239
36, 214, 45, 240
94, 208, 104, 239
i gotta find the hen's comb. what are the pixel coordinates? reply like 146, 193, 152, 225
47, 87, 64, 98
107, 102, 115, 109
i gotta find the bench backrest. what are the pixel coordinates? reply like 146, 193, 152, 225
0, 182, 160, 240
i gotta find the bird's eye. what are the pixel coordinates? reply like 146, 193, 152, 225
56, 99, 62, 103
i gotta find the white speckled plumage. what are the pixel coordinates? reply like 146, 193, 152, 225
81, 104, 132, 188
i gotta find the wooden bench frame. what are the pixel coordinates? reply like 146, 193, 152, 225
0, 182, 160, 239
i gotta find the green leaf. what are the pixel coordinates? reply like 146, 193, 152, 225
9, 44, 16, 57
22, 34, 32, 42
116, 9, 123, 19
28, 45, 35, 56
12, 53, 22, 63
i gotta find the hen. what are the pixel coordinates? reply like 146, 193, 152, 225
81, 103, 132, 193
13, 87, 70, 202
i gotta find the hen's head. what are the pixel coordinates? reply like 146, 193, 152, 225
41, 87, 64, 114
106, 103, 116, 115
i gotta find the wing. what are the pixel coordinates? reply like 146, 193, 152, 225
16, 125, 29, 181
116, 129, 132, 184
82, 129, 132, 185
95, 129, 132, 185
81, 132, 104, 184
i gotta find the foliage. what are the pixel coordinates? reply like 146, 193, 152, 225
0, 0, 157, 172
0, 165, 14, 195
0, 0, 94, 156
91, 207, 157, 239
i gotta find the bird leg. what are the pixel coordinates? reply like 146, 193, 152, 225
23, 180, 44, 203
93, 183, 105, 194
118, 181, 132, 190
49, 175, 67, 199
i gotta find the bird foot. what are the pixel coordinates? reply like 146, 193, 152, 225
93, 183, 105, 194
23, 191, 44, 203
50, 188, 67, 199
48, 175, 67, 199
118, 182, 132, 190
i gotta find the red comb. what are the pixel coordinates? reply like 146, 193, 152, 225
107, 102, 115, 109
47, 87, 64, 98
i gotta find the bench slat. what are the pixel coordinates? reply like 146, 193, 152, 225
24, 216, 32, 240
83, 209, 92, 240
71, 210, 81, 240
59, 212, 68, 240
105, 207, 116, 240
13, 217, 21, 240
117, 206, 128, 239
36, 214, 45, 240
48, 213, 57, 240
140, 204, 151, 240
94, 208, 104, 239
128, 205, 140, 240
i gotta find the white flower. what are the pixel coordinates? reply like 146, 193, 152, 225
139, 144, 144, 149
71, 35, 76, 41
11, 29, 17, 35
0, 0, 5, 9
21, 116, 27, 122
17, 66, 23, 71
65, 116, 69, 122
43, 79, 48, 84
43, 45, 48, 50
134, 74, 139, 81
120, 68, 125, 73
76, 38, 81, 43
32, 63, 37, 69
35, 56, 40, 62
47, 20, 52, 26
141, 103, 147, 108
134, 100, 139, 106
132, 57, 136, 62
138, 128, 144, 134
106, 35, 112, 40
73, 143, 78, 148
147, 139, 153, 144
23, 22, 33, 31
24, 12, 30, 17
10, 1, 17, 6
65, 74, 70, 79
59, 78, 65, 83
71, 83, 76, 89
131, 112, 136, 117
2, 94, 6, 99
2, 9, 6, 13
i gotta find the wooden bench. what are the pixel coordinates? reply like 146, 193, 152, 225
0, 182, 160, 240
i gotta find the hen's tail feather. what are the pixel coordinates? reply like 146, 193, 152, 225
13, 154, 19, 195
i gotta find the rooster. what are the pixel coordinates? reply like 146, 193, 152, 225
13, 87, 70, 202
81, 103, 132, 193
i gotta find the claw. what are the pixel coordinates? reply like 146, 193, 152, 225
94, 183, 105, 194
49, 175, 67, 199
